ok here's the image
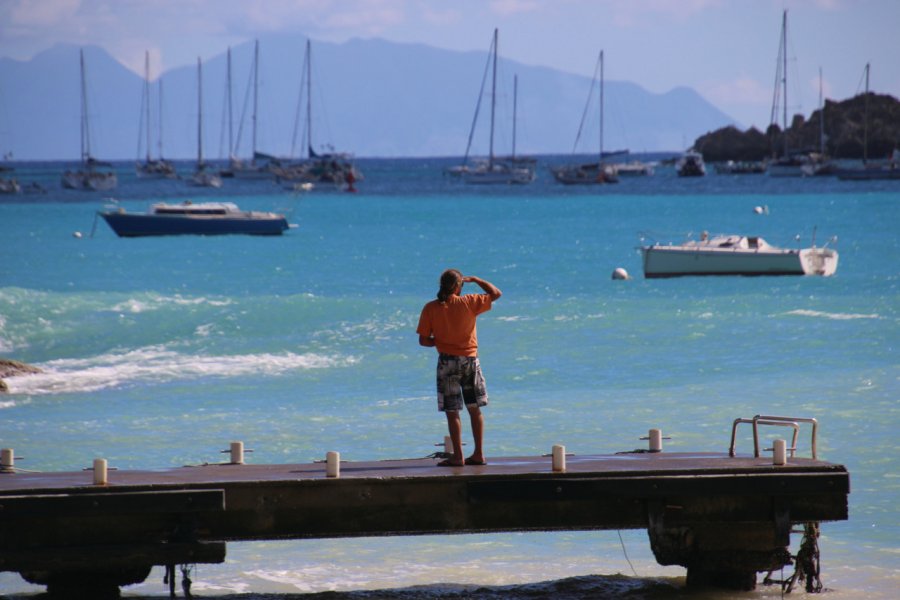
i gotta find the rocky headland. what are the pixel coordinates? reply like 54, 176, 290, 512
694, 92, 900, 163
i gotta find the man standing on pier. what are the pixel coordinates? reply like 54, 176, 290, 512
417, 269, 501, 467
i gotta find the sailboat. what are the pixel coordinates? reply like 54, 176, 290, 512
453, 29, 535, 185
550, 50, 618, 184
836, 63, 900, 181
278, 39, 362, 188
135, 51, 176, 179
766, 10, 809, 178
189, 57, 222, 188
61, 49, 117, 191
802, 67, 838, 177
220, 40, 279, 179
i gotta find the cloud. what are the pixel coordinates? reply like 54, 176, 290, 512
489, 0, 541, 17
6, 0, 80, 28
610, 0, 724, 27
704, 75, 771, 106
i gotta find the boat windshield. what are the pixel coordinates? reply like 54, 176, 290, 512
152, 202, 238, 215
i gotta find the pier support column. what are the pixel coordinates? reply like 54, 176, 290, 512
647, 500, 792, 590
21, 565, 152, 598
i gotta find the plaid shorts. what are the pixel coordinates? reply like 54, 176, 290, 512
436, 353, 488, 412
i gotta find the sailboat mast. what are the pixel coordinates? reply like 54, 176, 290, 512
158, 76, 165, 159
600, 50, 605, 162
80, 49, 90, 163
252, 40, 259, 160
512, 75, 518, 160
227, 47, 234, 159
818, 67, 824, 155
488, 28, 497, 167
144, 51, 151, 162
197, 58, 203, 165
863, 62, 870, 165
306, 39, 313, 158
781, 10, 788, 157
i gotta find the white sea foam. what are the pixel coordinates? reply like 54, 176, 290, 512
2, 345, 359, 396
110, 294, 233, 313
194, 323, 215, 337
0, 399, 16, 409
786, 309, 880, 320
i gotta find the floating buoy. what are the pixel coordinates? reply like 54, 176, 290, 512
753, 205, 769, 215
612, 267, 630, 280
72, 231, 83, 238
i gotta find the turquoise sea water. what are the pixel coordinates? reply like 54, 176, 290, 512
1, 158, 898, 598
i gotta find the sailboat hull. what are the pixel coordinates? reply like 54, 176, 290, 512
100, 211, 288, 237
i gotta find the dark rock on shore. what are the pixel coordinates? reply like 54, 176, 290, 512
694, 92, 900, 163
0, 359, 42, 393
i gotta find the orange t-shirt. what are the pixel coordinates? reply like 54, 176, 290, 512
417, 294, 493, 357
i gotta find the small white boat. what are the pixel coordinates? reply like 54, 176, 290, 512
0, 177, 21, 195
462, 159, 535, 184
611, 160, 655, 176
676, 149, 706, 177
640, 232, 838, 278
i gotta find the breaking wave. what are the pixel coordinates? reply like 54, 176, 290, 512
785, 309, 880, 320
2, 345, 358, 396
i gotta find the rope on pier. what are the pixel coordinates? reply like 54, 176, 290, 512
163, 564, 194, 598
763, 521, 823, 594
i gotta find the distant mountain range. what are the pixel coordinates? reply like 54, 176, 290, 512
0, 34, 739, 161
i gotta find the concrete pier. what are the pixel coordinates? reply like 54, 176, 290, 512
0, 451, 849, 595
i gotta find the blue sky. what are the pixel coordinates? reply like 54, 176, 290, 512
1, 0, 898, 130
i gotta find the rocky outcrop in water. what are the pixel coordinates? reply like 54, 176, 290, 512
0, 359, 42, 393
694, 92, 900, 163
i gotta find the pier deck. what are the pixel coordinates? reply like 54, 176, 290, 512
0, 451, 849, 594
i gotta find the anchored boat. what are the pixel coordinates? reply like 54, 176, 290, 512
99, 201, 291, 237
640, 232, 838, 278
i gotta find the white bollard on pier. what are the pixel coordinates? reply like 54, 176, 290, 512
326, 451, 341, 478
552, 444, 566, 472
93, 458, 108, 485
230, 441, 245, 465
649, 428, 663, 452
1, 448, 14, 471
773, 439, 787, 466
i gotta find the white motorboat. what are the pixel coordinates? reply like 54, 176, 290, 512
676, 150, 706, 177
640, 232, 838, 278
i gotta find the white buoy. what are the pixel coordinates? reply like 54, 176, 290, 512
93, 458, 108, 485
230, 441, 244, 465
72, 231, 83, 238
443, 436, 453, 454
612, 267, 630, 280
1, 448, 13, 470
773, 439, 787, 466
753, 205, 770, 215
326, 451, 340, 478
649, 428, 663, 452
552, 444, 566, 472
